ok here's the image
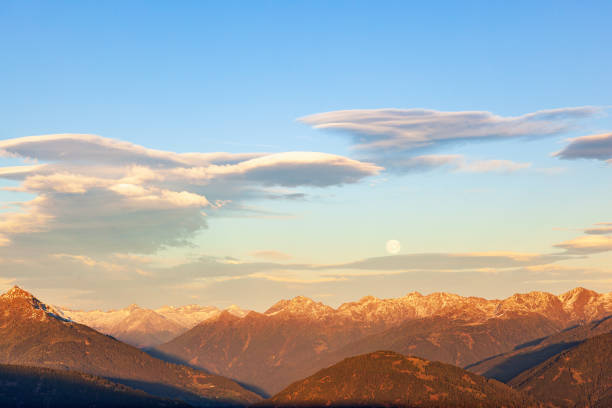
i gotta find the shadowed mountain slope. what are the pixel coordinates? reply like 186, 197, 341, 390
467, 314, 612, 382
259, 350, 540, 408
0, 286, 261, 407
0, 363, 189, 408
510, 333, 612, 408
321, 313, 561, 370
156, 309, 368, 396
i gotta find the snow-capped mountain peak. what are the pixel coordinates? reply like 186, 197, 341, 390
265, 296, 335, 318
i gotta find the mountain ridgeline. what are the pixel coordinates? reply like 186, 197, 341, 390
1, 285, 611, 407
155, 288, 612, 395
259, 351, 540, 408
510, 333, 612, 408
61, 303, 250, 348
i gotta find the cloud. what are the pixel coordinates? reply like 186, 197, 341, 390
247, 272, 347, 284
554, 132, 612, 162
52, 253, 149, 277
0, 134, 379, 254
585, 223, 612, 235
396, 154, 530, 173
554, 235, 612, 254
320, 251, 569, 271
300, 107, 597, 172
0, 196, 52, 246
169, 152, 381, 187
250, 250, 293, 261
2, 241, 603, 309
0, 134, 264, 167
300, 107, 597, 151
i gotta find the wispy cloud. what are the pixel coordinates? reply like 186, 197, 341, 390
585, 222, 612, 235
249, 250, 293, 261
553, 222, 612, 254
555, 235, 612, 254
317, 251, 570, 271
300, 107, 598, 172
396, 154, 530, 173
554, 132, 612, 162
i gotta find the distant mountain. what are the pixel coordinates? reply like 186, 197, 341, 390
0, 363, 189, 408
155, 301, 371, 395
467, 314, 612, 382
320, 312, 561, 370
156, 304, 238, 328
156, 288, 611, 395
62, 303, 250, 348
259, 350, 539, 408
0, 286, 261, 407
510, 333, 612, 408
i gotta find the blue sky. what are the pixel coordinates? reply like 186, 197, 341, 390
1, 1, 611, 310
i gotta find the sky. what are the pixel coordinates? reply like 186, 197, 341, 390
1, 1, 611, 311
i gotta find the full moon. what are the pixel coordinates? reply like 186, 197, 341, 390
386, 240, 401, 254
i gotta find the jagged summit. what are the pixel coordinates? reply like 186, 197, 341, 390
559, 286, 599, 302
0, 286, 69, 322
264, 295, 334, 318
1, 285, 34, 299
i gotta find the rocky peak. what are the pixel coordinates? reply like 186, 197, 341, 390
265, 296, 334, 318
496, 291, 565, 321
125, 304, 142, 312
225, 304, 249, 318
1, 286, 69, 322
209, 309, 241, 324
559, 287, 599, 304
1, 285, 34, 300
559, 287, 607, 322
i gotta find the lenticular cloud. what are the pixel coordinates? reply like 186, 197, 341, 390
0, 134, 380, 253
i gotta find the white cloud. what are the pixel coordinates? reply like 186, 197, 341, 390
0, 196, 53, 246
456, 159, 531, 173
0, 134, 379, 254
395, 154, 531, 173
300, 107, 597, 152
0, 134, 264, 167
169, 151, 382, 187
300, 107, 597, 172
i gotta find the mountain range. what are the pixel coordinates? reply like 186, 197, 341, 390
62, 287, 611, 352
1, 285, 611, 407
61, 304, 250, 348
154, 287, 612, 394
